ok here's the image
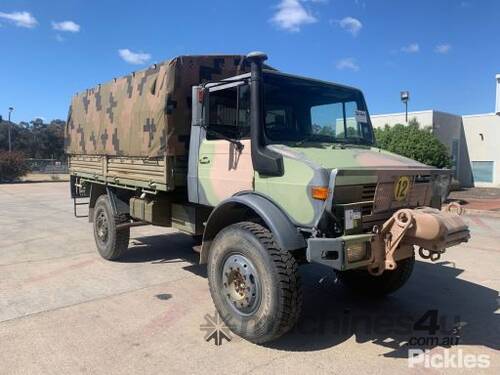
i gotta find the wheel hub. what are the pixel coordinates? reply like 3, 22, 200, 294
222, 254, 260, 315
96, 211, 109, 243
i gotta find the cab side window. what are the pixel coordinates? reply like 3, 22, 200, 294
207, 85, 250, 140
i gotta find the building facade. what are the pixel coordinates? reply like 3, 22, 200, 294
371, 76, 500, 188
462, 113, 500, 187
371, 110, 474, 187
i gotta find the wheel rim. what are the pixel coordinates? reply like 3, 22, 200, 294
95, 209, 109, 245
222, 253, 261, 316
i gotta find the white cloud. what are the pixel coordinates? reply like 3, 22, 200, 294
270, 0, 317, 32
0, 11, 37, 28
118, 49, 151, 65
401, 43, 420, 53
337, 16, 362, 36
52, 20, 80, 33
336, 57, 359, 71
435, 44, 451, 54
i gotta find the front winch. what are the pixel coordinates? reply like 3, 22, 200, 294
368, 206, 470, 275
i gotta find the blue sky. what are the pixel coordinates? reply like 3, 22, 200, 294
1, 0, 499, 123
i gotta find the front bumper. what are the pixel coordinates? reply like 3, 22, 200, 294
306, 234, 373, 271
307, 206, 470, 273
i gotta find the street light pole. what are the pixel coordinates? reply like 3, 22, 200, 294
400, 91, 410, 124
8, 107, 14, 152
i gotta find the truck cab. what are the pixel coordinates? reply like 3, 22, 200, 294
188, 52, 461, 259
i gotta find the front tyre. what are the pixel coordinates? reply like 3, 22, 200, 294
207, 222, 302, 344
337, 255, 415, 297
93, 194, 130, 261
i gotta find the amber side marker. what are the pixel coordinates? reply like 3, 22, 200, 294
311, 186, 329, 200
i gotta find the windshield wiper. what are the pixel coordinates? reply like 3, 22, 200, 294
340, 137, 372, 146
294, 133, 335, 146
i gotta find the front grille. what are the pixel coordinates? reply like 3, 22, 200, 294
361, 183, 377, 201
362, 210, 395, 231
334, 174, 434, 234
408, 182, 432, 206
415, 175, 432, 184
361, 205, 372, 216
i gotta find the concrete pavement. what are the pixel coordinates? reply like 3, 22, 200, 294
449, 187, 500, 212
0, 182, 498, 374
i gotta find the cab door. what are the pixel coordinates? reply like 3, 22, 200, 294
197, 83, 254, 207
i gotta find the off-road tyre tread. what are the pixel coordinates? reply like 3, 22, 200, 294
208, 222, 302, 343
337, 255, 415, 297
93, 195, 130, 261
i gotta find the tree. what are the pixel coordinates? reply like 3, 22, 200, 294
0, 119, 66, 160
0, 151, 29, 182
374, 119, 452, 169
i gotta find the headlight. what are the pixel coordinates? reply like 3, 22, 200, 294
345, 242, 369, 263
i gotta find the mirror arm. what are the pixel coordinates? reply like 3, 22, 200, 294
201, 124, 244, 152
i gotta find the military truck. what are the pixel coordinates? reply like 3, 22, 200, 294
66, 52, 470, 344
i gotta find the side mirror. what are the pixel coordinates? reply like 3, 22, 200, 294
192, 86, 208, 127
197, 87, 207, 105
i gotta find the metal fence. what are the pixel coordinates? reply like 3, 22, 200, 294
26, 159, 68, 174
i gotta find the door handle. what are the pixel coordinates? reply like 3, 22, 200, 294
199, 156, 210, 164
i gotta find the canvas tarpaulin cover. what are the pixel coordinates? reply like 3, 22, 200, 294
65, 55, 249, 158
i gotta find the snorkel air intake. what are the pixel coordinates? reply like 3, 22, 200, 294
246, 51, 284, 176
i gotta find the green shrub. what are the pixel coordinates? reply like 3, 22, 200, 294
0, 151, 30, 182
374, 119, 452, 169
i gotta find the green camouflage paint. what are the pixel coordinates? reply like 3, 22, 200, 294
198, 139, 254, 206
197, 139, 434, 227
254, 155, 317, 225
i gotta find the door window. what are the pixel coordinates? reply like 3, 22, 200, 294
207, 85, 250, 140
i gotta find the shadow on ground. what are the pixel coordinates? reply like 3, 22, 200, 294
118, 233, 206, 277
118, 232, 500, 357
267, 261, 499, 357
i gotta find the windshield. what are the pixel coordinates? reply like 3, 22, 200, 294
263, 72, 374, 146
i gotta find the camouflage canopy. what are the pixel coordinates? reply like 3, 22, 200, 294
65, 55, 250, 158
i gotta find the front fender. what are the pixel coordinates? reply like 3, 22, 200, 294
199, 193, 306, 263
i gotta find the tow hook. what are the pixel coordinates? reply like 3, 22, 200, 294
368, 209, 414, 276
446, 201, 465, 216
418, 247, 442, 262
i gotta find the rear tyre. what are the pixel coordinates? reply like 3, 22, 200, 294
207, 222, 302, 344
337, 255, 415, 297
93, 194, 130, 261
